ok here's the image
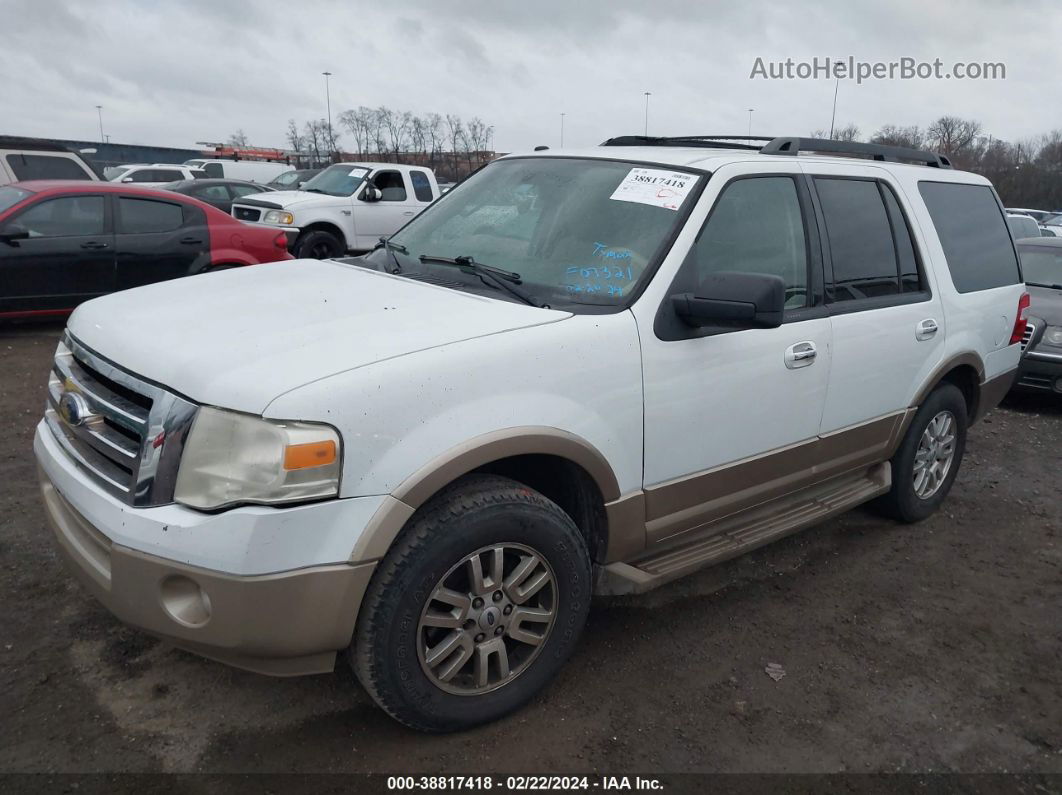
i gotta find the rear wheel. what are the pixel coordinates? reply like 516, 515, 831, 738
350, 474, 591, 732
876, 383, 968, 523
294, 230, 344, 259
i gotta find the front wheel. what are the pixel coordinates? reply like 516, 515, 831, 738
350, 474, 591, 732
293, 230, 344, 259
876, 382, 968, 523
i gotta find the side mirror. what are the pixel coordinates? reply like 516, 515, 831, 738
121, 177, 134, 183
671, 271, 785, 329
0, 223, 30, 246
361, 186, 382, 203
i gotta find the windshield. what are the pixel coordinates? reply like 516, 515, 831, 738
103, 165, 133, 180
386, 157, 701, 309
1044, 213, 1062, 226
1019, 246, 1062, 286
0, 185, 33, 214
272, 171, 301, 187
301, 164, 370, 197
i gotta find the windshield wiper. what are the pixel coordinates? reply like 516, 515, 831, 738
373, 237, 406, 273
1026, 281, 1062, 289
418, 254, 547, 308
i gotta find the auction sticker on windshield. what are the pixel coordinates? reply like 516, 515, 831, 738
349, 167, 369, 177
609, 167, 696, 210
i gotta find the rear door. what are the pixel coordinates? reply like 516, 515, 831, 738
0, 193, 114, 313
114, 195, 210, 290
806, 164, 945, 439
354, 168, 419, 248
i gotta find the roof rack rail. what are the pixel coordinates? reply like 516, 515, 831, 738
761, 137, 952, 169
601, 135, 766, 151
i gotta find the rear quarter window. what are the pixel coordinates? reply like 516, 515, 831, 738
5, 153, 93, 181
918, 181, 1021, 292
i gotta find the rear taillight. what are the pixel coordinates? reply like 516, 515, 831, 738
1009, 292, 1030, 345
274, 232, 288, 251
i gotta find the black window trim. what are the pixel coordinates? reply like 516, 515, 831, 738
808, 173, 933, 316
917, 178, 1024, 290
653, 171, 826, 341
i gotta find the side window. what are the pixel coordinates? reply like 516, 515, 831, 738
203, 162, 224, 178
194, 185, 230, 200
880, 184, 923, 293
410, 170, 433, 202
230, 184, 262, 198
815, 178, 900, 301
118, 197, 184, 234
685, 176, 809, 308
374, 171, 407, 201
126, 169, 155, 183
11, 196, 105, 237
154, 169, 184, 182
918, 182, 1020, 292
5, 153, 93, 181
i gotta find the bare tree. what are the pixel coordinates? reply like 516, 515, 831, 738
870, 125, 926, 149
303, 120, 326, 164
338, 106, 375, 155
446, 114, 464, 175
285, 119, 303, 152
426, 113, 443, 166
927, 116, 982, 155
227, 129, 249, 147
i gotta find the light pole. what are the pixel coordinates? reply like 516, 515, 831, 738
95, 105, 105, 144
560, 113, 566, 147
643, 92, 651, 136
828, 76, 839, 138
322, 71, 333, 157
747, 108, 754, 138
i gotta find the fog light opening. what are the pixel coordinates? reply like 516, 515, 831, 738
160, 575, 212, 628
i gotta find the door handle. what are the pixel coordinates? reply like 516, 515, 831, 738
180, 236, 203, 245
402, 210, 415, 216
784, 341, 817, 369
80, 241, 109, 250
916, 318, 939, 341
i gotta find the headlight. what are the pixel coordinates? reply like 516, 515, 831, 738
263, 210, 294, 225
174, 407, 341, 510
1043, 326, 1062, 347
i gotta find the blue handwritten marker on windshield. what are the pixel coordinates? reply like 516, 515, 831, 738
592, 242, 633, 260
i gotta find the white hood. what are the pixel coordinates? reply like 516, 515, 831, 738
68, 260, 569, 414
239, 190, 347, 211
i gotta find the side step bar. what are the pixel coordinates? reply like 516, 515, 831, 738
595, 462, 891, 596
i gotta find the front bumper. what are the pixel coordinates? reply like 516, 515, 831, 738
1014, 350, 1062, 394
35, 421, 381, 676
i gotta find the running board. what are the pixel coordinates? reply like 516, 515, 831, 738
595, 462, 891, 596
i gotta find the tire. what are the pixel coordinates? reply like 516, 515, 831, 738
293, 230, 344, 259
350, 474, 591, 732
876, 382, 968, 523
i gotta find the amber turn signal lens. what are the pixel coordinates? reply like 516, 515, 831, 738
283, 440, 337, 470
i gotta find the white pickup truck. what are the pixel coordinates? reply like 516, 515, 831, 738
230, 162, 440, 258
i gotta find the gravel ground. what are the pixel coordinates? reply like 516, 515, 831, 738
0, 321, 1060, 779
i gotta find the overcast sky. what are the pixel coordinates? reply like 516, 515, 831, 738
2, 0, 1060, 154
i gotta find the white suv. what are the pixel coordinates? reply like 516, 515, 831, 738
34, 135, 1026, 732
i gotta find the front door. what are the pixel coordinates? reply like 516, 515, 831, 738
0, 193, 115, 314
354, 169, 419, 249
114, 195, 210, 290
636, 162, 832, 546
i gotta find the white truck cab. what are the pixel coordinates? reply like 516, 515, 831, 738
230, 162, 440, 258
35, 135, 1026, 733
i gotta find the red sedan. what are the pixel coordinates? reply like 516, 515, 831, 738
0, 180, 293, 318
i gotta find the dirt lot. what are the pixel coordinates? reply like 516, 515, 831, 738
1, 321, 1060, 778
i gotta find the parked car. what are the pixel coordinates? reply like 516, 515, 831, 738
34, 136, 1025, 732
267, 168, 321, 191
1013, 237, 1062, 394
183, 158, 293, 183
1006, 207, 1054, 223
108, 164, 207, 187
230, 162, 441, 258
1007, 212, 1043, 240
161, 178, 274, 214
0, 136, 99, 186
0, 180, 292, 317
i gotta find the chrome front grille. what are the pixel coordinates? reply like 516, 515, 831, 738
44, 333, 197, 507
1021, 322, 1036, 352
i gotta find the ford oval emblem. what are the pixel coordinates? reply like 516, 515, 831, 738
58, 391, 91, 427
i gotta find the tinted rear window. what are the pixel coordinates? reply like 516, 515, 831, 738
118, 197, 184, 233
918, 182, 1021, 292
6, 153, 93, 181
410, 170, 434, 202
